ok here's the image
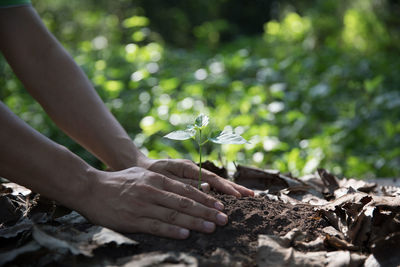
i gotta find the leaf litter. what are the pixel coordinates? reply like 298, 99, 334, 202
1, 163, 400, 266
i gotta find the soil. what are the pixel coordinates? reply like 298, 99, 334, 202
2, 164, 400, 266
128, 192, 329, 266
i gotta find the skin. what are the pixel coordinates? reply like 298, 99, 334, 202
0, 6, 254, 239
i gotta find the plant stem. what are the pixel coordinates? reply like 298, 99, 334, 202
198, 129, 202, 190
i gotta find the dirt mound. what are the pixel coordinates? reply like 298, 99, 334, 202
129, 192, 328, 266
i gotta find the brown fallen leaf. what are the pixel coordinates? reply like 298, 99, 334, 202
369, 232, 400, 267
32, 224, 138, 257
324, 234, 360, 251
300, 173, 326, 193
281, 184, 326, 203
369, 205, 400, 245
316, 192, 374, 245
339, 178, 376, 194
203, 248, 245, 267
199, 160, 228, 178
317, 168, 340, 199
114, 251, 198, 267
234, 165, 290, 191
257, 232, 366, 267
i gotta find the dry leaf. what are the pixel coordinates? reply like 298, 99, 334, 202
199, 160, 228, 178
0, 217, 32, 239
257, 233, 365, 267
234, 165, 290, 191
369, 232, 400, 267
317, 168, 340, 198
32, 224, 138, 257
113, 252, 198, 267
339, 179, 376, 194
0, 241, 41, 266
1, 183, 31, 196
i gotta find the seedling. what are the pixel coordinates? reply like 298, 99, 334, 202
164, 114, 248, 189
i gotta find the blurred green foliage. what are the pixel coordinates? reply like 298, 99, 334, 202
1, 0, 400, 179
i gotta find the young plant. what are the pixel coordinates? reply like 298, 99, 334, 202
164, 114, 248, 189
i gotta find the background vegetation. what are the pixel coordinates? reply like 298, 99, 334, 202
1, 0, 400, 179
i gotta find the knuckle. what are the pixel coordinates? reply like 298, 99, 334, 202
183, 183, 195, 194
139, 184, 156, 195
161, 175, 168, 190
146, 173, 160, 183
129, 166, 144, 172
146, 173, 169, 189
166, 210, 179, 223
207, 196, 218, 206
160, 191, 173, 202
178, 197, 193, 209
182, 159, 193, 165
164, 159, 171, 168
149, 220, 161, 234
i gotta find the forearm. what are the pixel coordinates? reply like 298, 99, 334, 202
0, 6, 145, 170
0, 102, 94, 210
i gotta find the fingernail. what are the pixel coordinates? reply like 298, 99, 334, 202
216, 213, 228, 225
203, 221, 215, 232
201, 183, 210, 193
179, 228, 189, 239
214, 202, 224, 211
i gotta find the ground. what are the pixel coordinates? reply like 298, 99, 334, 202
1, 163, 400, 266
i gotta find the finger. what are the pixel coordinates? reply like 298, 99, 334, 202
148, 185, 228, 226
150, 163, 205, 190
149, 173, 225, 211
230, 182, 254, 196
143, 205, 216, 234
199, 168, 254, 197
177, 170, 254, 196
201, 182, 210, 193
168, 175, 211, 193
134, 217, 190, 239
167, 175, 201, 188
172, 160, 243, 198
198, 169, 243, 198
157, 159, 253, 197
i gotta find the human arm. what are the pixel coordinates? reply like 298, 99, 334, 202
0, 5, 253, 197
0, 101, 232, 238
0, 5, 141, 171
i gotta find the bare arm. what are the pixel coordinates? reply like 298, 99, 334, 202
0, 102, 229, 238
0, 5, 143, 171
0, 101, 93, 211
0, 5, 253, 197
0, 4, 254, 239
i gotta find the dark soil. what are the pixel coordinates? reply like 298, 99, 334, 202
3, 165, 399, 266
128, 191, 329, 266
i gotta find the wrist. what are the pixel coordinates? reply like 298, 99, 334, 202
39, 145, 98, 213
135, 155, 154, 170
103, 139, 150, 171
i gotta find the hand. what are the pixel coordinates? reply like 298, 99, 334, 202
79, 167, 229, 239
139, 158, 254, 198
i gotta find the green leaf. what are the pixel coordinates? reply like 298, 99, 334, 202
194, 114, 209, 129
164, 128, 196, 140
209, 130, 248, 144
